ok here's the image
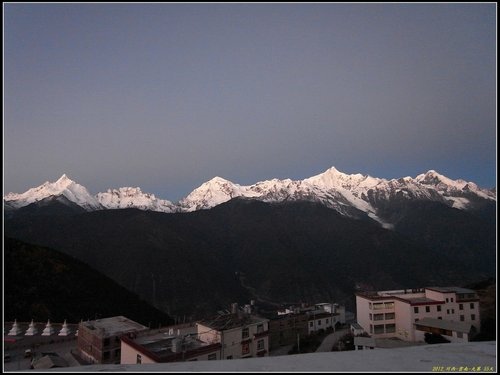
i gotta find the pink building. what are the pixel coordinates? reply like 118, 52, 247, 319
355, 287, 480, 342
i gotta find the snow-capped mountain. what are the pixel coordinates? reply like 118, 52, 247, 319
179, 177, 257, 212
4, 168, 495, 227
97, 187, 177, 213
3, 174, 102, 211
415, 170, 496, 209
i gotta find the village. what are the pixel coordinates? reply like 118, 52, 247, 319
3, 285, 485, 370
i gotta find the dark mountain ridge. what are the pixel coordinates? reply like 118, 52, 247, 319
5, 197, 495, 319
4, 237, 174, 327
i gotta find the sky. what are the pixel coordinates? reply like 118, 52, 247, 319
4, 3, 497, 202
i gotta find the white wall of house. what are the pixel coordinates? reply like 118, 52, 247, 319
357, 288, 480, 343
196, 319, 268, 360
307, 315, 334, 334
424, 290, 480, 331
121, 341, 156, 365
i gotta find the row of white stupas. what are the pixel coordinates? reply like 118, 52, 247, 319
7, 319, 77, 337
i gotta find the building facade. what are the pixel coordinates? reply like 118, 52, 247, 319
356, 287, 480, 342
268, 312, 308, 349
77, 316, 148, 364
196, 312, 269, 360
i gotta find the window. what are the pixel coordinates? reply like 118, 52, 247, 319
470, 303, 475, 309
460, 315, 465, 322
425, 306, 430, 313
373, 303, 384, 310
374, 325, 384, 334
385, 313, 395, 320
242, 328, 249, 339
414, 307, 419, 314
257, 339, 265, 351
369, 302, 372, 309
438, 317, 442, 320
437, 305, 442, 312
136, 354, 142, 364
309, 322, 313, 328
257, 324, 264, 333
385, 324, 396, 333
415, 318, 419, 322
369, 325, 373, 334
208, 353, 217, 360
451, 309, 455, 314
369, 314, 372, 320
459, 304, 464, 310
451, 298, 454, 303
326, 319, 329, 324
115, 349, 120, 358
374, 314, 384, 321
446, 298, 449, 303
242, 342, 250, 355
384, 302, 394, 309
447, 309, 450, 314
318, 320, 321, 326
227, 356, 233, 360
103, 351, 110, 360
471, 314, 476, 321
103, 338, 110, 347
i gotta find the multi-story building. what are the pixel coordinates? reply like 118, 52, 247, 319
356, 287, 480, 342
196, 308, 269, 360
267, 311, 308, 349
77, 316, 148, 364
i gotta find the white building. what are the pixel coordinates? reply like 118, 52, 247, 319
355, 287, 480, 342
278, 302, 346, 335
196, 311, 269, 360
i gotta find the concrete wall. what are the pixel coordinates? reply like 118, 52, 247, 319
121, 341, 156, 365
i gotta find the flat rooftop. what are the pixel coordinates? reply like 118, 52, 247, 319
398, 297, 443, 305
354, 336, 426, 349
426, 286, 476, 294
80, 316, 147, 337
133, 332, 214, 358
43, 341, 496, 372
415, 317, 473, 333
197, 313, 268, 331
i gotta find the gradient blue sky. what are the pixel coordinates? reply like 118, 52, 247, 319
4, 3, 497, 201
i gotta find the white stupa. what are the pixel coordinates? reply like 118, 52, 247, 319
41, 319, 55, 336
8, 319, 23, 336
25, 320, 38, 336
58, 320, 71, 336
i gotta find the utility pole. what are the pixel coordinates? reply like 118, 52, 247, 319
297, 333, 300, 353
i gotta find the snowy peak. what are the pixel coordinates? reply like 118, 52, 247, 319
97, 187, 177, 213
415, 170, 495, 202
305, 166, 382, 191
4, 167, 495, 224
4, 174, 101, 211
179, 177, 252, 212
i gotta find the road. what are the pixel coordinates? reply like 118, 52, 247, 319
315, 328, 349, 352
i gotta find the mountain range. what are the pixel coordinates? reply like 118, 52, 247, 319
4, 167, 496, 229
4, 166, 496, 319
